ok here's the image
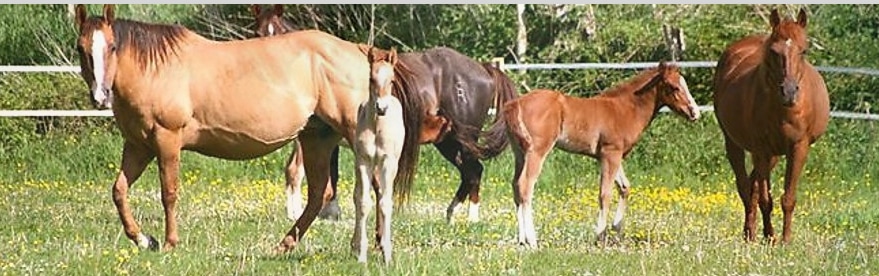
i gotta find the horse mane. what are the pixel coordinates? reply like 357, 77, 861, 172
599, 65, 670, 97
111, 19, 190, 70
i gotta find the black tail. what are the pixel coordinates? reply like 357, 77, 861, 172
467, 63, 518, 160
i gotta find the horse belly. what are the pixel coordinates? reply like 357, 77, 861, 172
186, 131, 294, 160
555, 127, 600, 157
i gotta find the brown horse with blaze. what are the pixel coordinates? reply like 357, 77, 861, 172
713, 8, 830, 244
72, 4, 426, 257
503, 61, 700, 248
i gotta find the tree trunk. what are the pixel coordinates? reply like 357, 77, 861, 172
516, 4, 527, 64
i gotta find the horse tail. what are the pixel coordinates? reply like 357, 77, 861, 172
501, 94, 531, 152
469, 62, 518, 160
389, 59, 424, 205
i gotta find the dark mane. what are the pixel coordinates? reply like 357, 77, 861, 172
388, 57, 424, 205
111, 18, 189, 69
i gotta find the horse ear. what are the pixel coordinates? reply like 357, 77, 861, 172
797, 8, 808, 28
250, 4, 261, 17
658, 60, 668, 71
102, 4, 114, 24
75, 4, 88, 30
769, 8, 781, 28
389, 48, 398, 65
273, 4, 284, 16
358, 44, 370, 56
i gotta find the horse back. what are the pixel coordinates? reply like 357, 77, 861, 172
412, 47, 495, 126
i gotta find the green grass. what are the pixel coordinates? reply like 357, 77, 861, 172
1, 115, 878, 275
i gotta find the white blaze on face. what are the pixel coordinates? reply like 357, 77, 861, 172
679, 75, 700, 120
373, 64, 394, 112
267, 24, 275, 36
91, 30, 110, 107
785, 38, 792, 47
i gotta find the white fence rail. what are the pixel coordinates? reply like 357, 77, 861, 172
1, 63, 877, 120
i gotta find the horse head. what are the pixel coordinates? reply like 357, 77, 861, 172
655, 61, 700, 121
74, 4, 118, 110
364, 46, 399, 116
767, 8, 811, 106
252, 4, 293, 37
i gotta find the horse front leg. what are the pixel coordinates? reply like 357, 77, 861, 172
112, 141, 156, 250
781, 142, 810, 244
595, 152, 622, 245
760, 156, 780, 242
748, 153, 773, 243
724, 136, 754, 242
154, 128, 184, 251
276, 129, 340, 253
351, 154, 372, 263
378, 154, 398, 264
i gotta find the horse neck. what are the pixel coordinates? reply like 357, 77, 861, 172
112, 31, 204, 99
601, 72, 664, 127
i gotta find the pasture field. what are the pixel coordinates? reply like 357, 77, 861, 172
1, 115, 877, 275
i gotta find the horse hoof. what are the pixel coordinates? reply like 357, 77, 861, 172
137, 234, 160, 251
273, 245, 289, 256
318, 202, 342, 221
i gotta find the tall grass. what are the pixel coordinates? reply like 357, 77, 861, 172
1, 115, 877, 274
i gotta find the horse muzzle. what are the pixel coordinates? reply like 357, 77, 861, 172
92, 87, 113, 109
688, 107, 701, 121
375, 101, 388, 116
781, 80, 799, 107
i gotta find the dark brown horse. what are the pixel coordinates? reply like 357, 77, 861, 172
250, 4, 296, 37
503, 62, 700, 248
73, 4, 426, 256
713, 8, 830, 244
253, 7, 519, 223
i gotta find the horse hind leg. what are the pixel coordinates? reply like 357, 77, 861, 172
275, 129, 341, 254
434, 139, 483, 223
611, 164, 632, 237
284, 139, 306, 221
748, 153, 774, 243
595, 152, 623, 246
512, 142, 551, 248
113, 141, 157, 250
318, 146, 342, 220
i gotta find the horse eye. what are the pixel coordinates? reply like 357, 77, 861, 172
109, 44, 117, 52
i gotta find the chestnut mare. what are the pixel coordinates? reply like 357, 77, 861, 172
73, 5, 426, 255
351, 46, 405, 264
252, 5, 519, 223
503, 62, 700, 248
713, 8, 829, 244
